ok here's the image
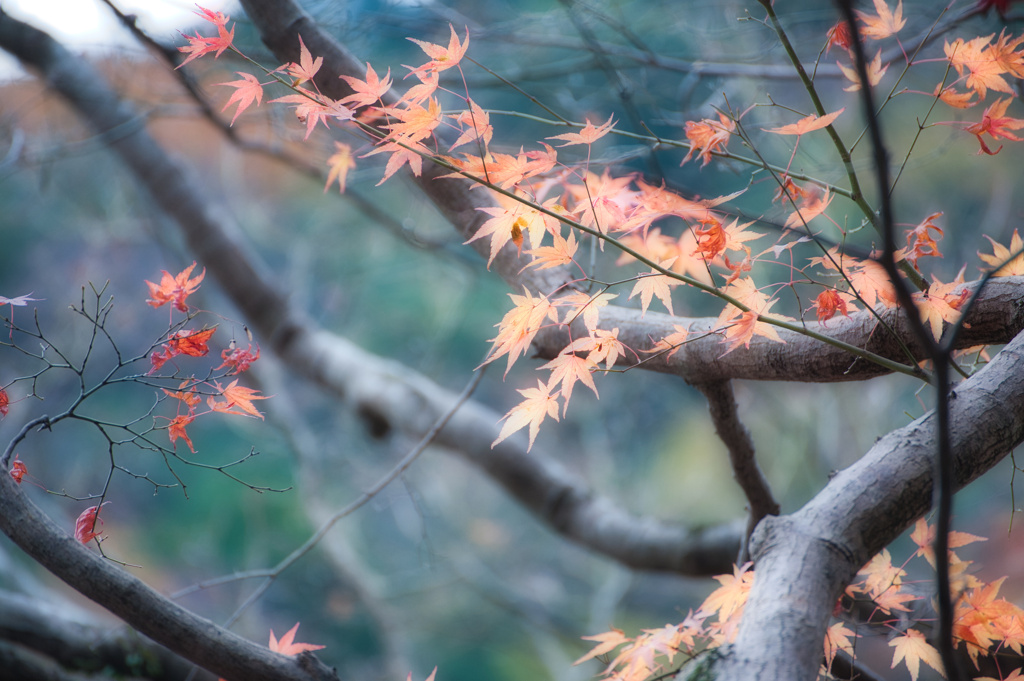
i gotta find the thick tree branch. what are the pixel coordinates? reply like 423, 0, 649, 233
0, 7, 739, 576
695, 329, 1024, 680
0, 461, 337, 681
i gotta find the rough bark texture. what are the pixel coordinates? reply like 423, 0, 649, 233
691, 330, 1024, 680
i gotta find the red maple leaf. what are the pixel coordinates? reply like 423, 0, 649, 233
216, 343, 261, 375
166, 327, 217, 358
146, 262, 205, 313
74, 503, 110, 544
0, 387, 8, 418
168, 414, 196, 452
9, 455, 26, 484
217, 72, 264, 126
176, 7, 235, 69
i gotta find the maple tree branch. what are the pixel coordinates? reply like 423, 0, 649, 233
697, 328, 1024, 680
694, 381, 779, 562
0, 7, 741, 578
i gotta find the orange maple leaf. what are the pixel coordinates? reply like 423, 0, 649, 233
284, 36, 322, 85
74, 502, 110, 544
163, 379, 202, 412
575, 628, 630, 665
682, 112, 734, 167
324, 142, 356, 194
914, 268, 968, 340
340, 62, 393, 109
945, 34, 1015, 100
146, 262, 205, 313
383, 97, 443, 144
838, 50, 889, 91
904, 212, 944, 269
168, 413, 197, 452
365, 141, 427, 186
407, 25, 469, 76
810, 288, 853, 324
764, 108, 844, 136
934, 84, 978, 109
965, 97, 1024, 155
492, 379, 560, 451
856, 0, 905, 41
858, 548, 906, 598
979, 228, 1024, 275
629, 264, 681, 316
448, 98, 493, 151
699, 563, 754, 624
909, 518, 987, 568
643, 324, 691, 359
541, 352, 599, 413
824, 623, 858, 674
166, 327, 217, 358
207, 380, 268, 419
547, 114, 616, 147
486, 288, 558, 376
843, 257, 898, 308
783, 186, 833, 229
889, 629, 944, 681
269, 622, 326, 656
525, 230, 578, 272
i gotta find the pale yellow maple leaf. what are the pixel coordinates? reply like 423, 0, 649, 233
889, 629, 944, 681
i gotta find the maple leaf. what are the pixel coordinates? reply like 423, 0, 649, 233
284, 36, 323, 85
843, 257, 898, 308
699, 563, 754, 623
216, 343, 261, 375
629, 264, 681, 316
682, 112, 735, 167
764, 108, 844, 135
525, 230, 578, 271
448, 98, 493, 151
547, 114, 616, 147
838, 50, 889, 91
889, 629, 944, 681
783, 186, 833, 229
965, 97, 1024, 155
909, 518, 986, 568
340, 62, 393, 109
176, 7, 235, 68
914, 269, 968, 340
168, 413, 197, 452
542, 352, 599, 413
715, 279, 787, 355
492, 379, 560, 451
146, 262, 205, 313
269, 622, 326, 656
407, 25, 470, 76
904, 212, 944, 269
811, 288, 853, 324
945, 35, 1014, 100
567, 169, 637, 237
9, 455, 26, 484
207, 380, 268, 419
166, 327, 217, 358
954, 577, 1023, 665
856, 0, 905, 40
0, 387, 8, 418
565, 328, 627, 370
365, 141, 427, 185
977, 671, 1024, 681
217, 72, 265, 125
270, 91, 352, 140
826, 21, 853, 54
934, 84, 978, 109
324, 142, 356, 194
486, 288, 557, 376
874, 587, 920, 615
824, 623, 858, 674
467, 205, 534, 266
163, 379, 201, 412
74, 502, 110, 544
858, 548, 906, 598
557, 291, 617, 334
979, 229, 1024, 275
643, 324, 691, 359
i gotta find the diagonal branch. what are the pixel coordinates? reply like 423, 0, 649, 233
694, 380, 779, 562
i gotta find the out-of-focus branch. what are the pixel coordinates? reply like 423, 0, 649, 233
0, 6, 740, 576
0, 589, 212, 681
694, 380, 778, 562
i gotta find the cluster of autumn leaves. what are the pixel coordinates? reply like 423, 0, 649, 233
14, 0, 1015, 676
576, 520, 1024, 681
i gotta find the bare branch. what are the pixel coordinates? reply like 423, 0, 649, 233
694, 380, 778, 562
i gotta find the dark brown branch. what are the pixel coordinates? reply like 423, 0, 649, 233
694, 380, 779, 562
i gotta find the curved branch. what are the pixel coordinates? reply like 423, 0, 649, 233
701, 329, 1024, 680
